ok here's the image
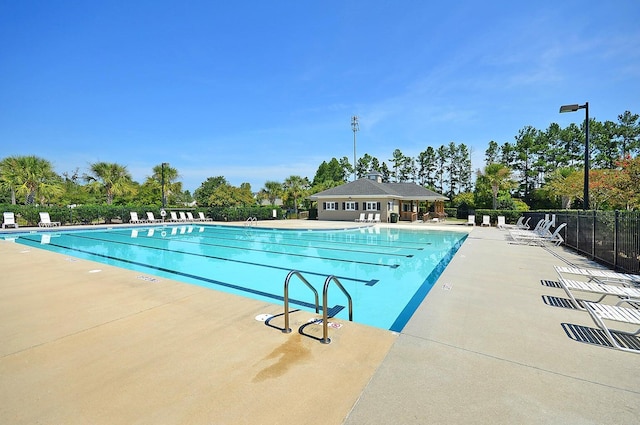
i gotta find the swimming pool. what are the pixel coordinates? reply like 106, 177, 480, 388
3, 224, 467, 331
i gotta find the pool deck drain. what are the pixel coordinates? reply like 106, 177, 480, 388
1, 221, 639, 424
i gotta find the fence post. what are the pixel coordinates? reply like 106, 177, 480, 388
614, 210, 619, 270
576, 212, 580, 253
591, 210, 596, 259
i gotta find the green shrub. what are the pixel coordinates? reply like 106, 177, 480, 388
473, 209, 524, 225
207, 206, 283, 221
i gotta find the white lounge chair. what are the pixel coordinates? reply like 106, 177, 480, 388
130, 212, 146, 224
146, 212, 162, 223
555, 266, 640, 287
373, 213, 381, 223
179, 212, 188, 222
481, 215, 490, 227
497, 216, 506, 230
355, 213, 366, 222
512, 223, 566, 246
557, 277, 640, 310
466, 215, 475, 226
186, 212, 197, 222
38, 212, 60, 227
198, 212, 212, 221
365, 213, 374, 223
169, 211, 180, 222
497, 216, 523, 230
509, 219, 553, 240
2, 212, 18, 229
516, 217, 531, 230
583, 301, 640, 354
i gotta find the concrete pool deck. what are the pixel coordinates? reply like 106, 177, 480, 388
1, 221, 639, 424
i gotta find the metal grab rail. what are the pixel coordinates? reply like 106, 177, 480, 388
321, 275, 353, 344
244, 216, 257, 227
283, 270, 319, 333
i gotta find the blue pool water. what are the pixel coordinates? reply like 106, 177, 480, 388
3, 225, 467, 331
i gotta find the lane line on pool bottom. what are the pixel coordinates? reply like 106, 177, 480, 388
20, 237, 348, 313
105, 230, 413, 261
18, 236, 384, 287
65, 233, 400, 273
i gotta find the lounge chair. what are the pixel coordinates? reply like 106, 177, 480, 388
509, 219, 553, 240
466, 215, 475, 226
556, 277, 640, 310
198, 212, 212, 222
481, 215, 490, 227
583, 301, 640, 354
373, 213, 381, 223
2, 212, 18, 229
555, 266, 640, 287
364, 213, 374, 223
146, 212, 162, 223
169, 211, 180, 222
497, 216, 523, 231
179, 212, 188, 222
516, 217, 531, 230
355, 213, 366, 222
38, 212, 61, 227
511, 223, 566, 246
497, 216, 506, 230
130, 212, 146, 224
186, 212, 197, 222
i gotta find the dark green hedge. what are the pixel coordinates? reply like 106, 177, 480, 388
0, 204, 221, 226
444, 208, 457, 218
206, 206, 284, 222
469, 209, 524, 225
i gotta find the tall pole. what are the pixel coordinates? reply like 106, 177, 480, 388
559, 102, 589, 210
161, 162, 167, 209
351, 115, 359, 181
583, 102, 589, 210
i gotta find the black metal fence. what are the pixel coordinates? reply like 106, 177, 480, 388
524, 211, 640, 274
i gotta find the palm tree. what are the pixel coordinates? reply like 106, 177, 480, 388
0, 156, 21, 204
150, 163, 180, 206
283, 175, 310, 214
85, 162, 134, 205
262, 181, 283, 205
0, 155, 61, 204
480, 163, 513, 209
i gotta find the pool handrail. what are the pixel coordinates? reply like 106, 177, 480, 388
321, 275, 353, 344
283, 270, 320, 334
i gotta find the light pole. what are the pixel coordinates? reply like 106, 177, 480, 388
351, 115, 359, 181
161, 162, 168, 209
559, 102, 589, 210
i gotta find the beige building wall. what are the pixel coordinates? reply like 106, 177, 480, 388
317, 198, 398, 222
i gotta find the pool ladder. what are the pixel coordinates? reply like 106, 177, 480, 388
244, 216, 258, 227
282, 270, 353, 344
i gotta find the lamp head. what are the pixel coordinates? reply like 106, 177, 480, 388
559, 104, 580, 113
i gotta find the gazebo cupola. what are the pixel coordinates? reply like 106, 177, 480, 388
366, 171, 383, 183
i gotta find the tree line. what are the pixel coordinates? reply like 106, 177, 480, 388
1, 109, 638, 212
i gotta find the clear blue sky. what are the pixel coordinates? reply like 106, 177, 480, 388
1, 1, 639, 193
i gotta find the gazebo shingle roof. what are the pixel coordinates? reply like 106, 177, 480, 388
309, 178, 448, 201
